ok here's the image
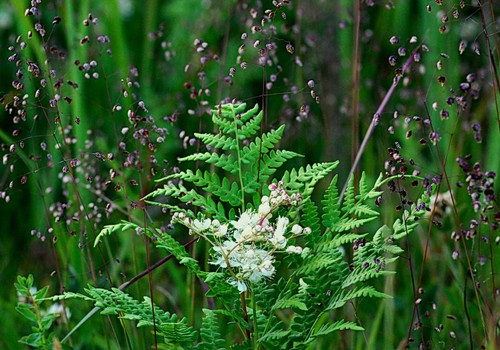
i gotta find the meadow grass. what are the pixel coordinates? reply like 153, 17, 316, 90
0, 0, 498, 349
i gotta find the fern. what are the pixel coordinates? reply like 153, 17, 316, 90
194, 309, 226, 350
145, 103, 304, 214
279, 162, 339, 198
54, 287, 197, 347
59, 104, 432, 348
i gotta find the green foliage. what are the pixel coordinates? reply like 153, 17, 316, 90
194, 309, 226, 350
3, 0, 498, 348
15, 275, 64, 349
144, 103, 303, 218
54, 287, 198, 347
107, 104, 426, 348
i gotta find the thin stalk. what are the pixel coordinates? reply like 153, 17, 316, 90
142, 210, 158, 350
477, 0, 500, 131
241, 292, 251, 340
351, 0, 362, 188
339, 46, 420, 203
233, 106, 246, 210
399, 184, 426, 348
61, 237, 199, 344
422, 101, 488, 346
252, 287, 258, 350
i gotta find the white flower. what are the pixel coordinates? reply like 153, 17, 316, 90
193, 218, 211, 232
286, 245, 303, 254
290, 224, 303, 235
211, 240, 240, 268
173, 184, 307, 293
229, 278, 248, 293
232, 211, 257, 230
275, 217, 289, 236
241, 226, 254, 240
240, 249, 275, 283
214, 223, 228, 237
47, 303, 71, 321
270, 231, 287, 249
258, 258, 275, 278
258, 201, 272, 216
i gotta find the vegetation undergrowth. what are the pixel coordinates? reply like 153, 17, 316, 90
1, 0, 499, 349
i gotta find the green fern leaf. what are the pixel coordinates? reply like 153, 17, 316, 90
271, 295, 308, 312
194, 132, 236, 151
321, 175, 340, 228
75, 287, 197, 346
358, 172, 370, 198
342, 268, 395, 288
179, 152, 239, 174
258, 325, 290, 344
301, 199, 321, 237
295, 250, 344, 275
312, 320, 364, 337
332, 216, 378, 233
238, 109, 262, 140
324, 232, 368, 248
326, 285, 390, 311
194, 309, 226, 350
280, 162, 339, 200
342, 174, 356, 208
348, 203, 380, 217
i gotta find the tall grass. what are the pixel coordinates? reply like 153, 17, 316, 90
1, 0, 498, 349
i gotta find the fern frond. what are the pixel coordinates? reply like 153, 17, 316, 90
194, 309, 226, 350
210, 309, 248, 330
194, 132, 236, 151
358, 172, 370, 198
94, 220, 137, 247
238, 109, 262, 140
239, 125, 285, 165
324, 232, 368, 249
257, 322, 290, 345
342, 174, 356, 209
65, 287, 198, 346
179, 152, 239, 174
311, 320, 364, 337
321, 175, 340, 228
146, 182, 221, 215
326, 285, 390, 311
258, 150, 302, 178
295, 251, 344, 275
342, 268, 396, 289
331, 216, 378, 233
301, 199, 321, 238
271, 295, 308, 312
280, 161, 339, 200
348, 203, 380, 217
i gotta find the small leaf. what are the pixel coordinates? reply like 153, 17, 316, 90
15, 304, 37, 322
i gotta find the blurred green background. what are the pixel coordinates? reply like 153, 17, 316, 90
0, 0, 498, 348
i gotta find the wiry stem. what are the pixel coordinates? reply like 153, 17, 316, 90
477, 0, 500, 132
233, 105, 246, 211
61, 237, 199, 344
241, 292, 251, 340
339, 46, 420, 204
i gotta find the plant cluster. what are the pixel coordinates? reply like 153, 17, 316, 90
1, 0, 499, 349
31, 103, 430, 349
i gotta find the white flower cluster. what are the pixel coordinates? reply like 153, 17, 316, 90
171, 181, 310, 293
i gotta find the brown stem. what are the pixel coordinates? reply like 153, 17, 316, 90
61, 237, 199, 343
240, 292, 251, 340
339, 46, 420, 203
